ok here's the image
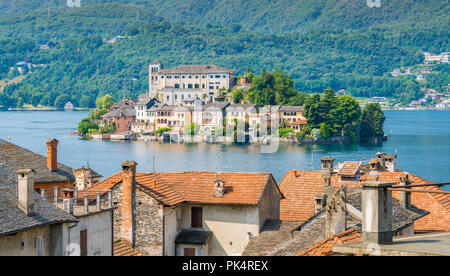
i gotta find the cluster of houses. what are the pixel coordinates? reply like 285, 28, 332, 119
423, 52, 449, 64
95, 61, 307, 141
0, 137, 449, 256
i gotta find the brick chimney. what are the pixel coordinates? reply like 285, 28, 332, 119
121, 160, 137, 246
17, 169, 36, 216
361, 181, 395, 244
46, 138, 59, 172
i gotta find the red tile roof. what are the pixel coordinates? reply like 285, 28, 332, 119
80, 171, 281, 206
360, 172, 450, 231
279, 170, 360, 221
339, 161, 361, 177
280, 169, 450, 231
298, 228, 362, 256
288, 120, 307, 126
113, 239, 144, 256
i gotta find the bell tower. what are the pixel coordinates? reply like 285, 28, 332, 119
149, 60, 162, 98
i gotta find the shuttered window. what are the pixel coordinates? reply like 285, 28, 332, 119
184, 248, 196, 256
80, 229, 87, 256
191, 207, 202, 228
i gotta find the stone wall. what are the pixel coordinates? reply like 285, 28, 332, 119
109, 183, 123, 240
134, 187, 163, 256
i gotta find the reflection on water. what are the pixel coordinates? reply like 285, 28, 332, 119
0, 110, 449, 189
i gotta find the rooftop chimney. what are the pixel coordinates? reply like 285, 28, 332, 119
384, 154, 397, 172
376, 152, 386, 171
46, 138, 59, 172
320, 156, 335, 188
17, 169, 36, 216
399, 174, 411, 209
214, 177, 226, 197
320, 156, 335, 173
361, 181, 395, 245
325, 187, 347, 237
314, 194, 325, 214
121, 160, 137, 246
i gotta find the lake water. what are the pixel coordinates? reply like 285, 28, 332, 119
0, 110, 449, 189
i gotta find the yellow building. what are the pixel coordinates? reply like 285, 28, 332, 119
279, 106, 306, 132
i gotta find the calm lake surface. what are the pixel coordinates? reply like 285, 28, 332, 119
0, 110, 449, 189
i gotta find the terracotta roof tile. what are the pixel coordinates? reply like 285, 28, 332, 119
80, 171, 280, 206
113, 239, 144, 256
279, 171, 359, 221
339, 162, 361, 177
280, 168, 450, 231
298, 228, 362, 256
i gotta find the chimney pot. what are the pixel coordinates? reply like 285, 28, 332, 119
320, 156, 335, 173
314, 194, 325, 214
399, 174, 411, 209
361, 181, 395, 245
46, 138, 59, 172
17, 169, 35, 216
214, 178, 226, 197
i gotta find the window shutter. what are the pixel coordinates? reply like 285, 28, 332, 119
191, 207, 202, 228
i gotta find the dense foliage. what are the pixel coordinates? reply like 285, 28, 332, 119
302, 89, 384, 141
0, 1, 448, 108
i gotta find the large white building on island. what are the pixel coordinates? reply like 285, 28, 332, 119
148, 60, 234, 105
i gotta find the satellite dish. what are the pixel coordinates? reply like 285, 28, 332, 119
334, 220, 343, 234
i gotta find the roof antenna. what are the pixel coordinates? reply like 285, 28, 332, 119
152, 155, 155, 173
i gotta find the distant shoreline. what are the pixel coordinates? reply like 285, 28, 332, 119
0, 107, 90, 111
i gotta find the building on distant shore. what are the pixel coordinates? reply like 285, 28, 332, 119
102, 99, 136, 133
423, 52, 449, 63
148, 60, 234, 105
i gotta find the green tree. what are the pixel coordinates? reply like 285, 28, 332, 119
232, 89, 243, 104
320, 123, 331, 139
54, 94, 70, 108
184, 122, 199, 135
78, 118, 99, 138
96, 94, 115, 110
360, 103, 385, 140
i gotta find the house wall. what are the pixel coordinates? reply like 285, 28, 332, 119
109, 116, 135, 133
0, 223, 66, 256
68, 210, 113, 256
134, 187, 164, 256
109, 183, 164, 256
258, 179, 282, 230
163, 206, 178, 256
179, 204, 260, 256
